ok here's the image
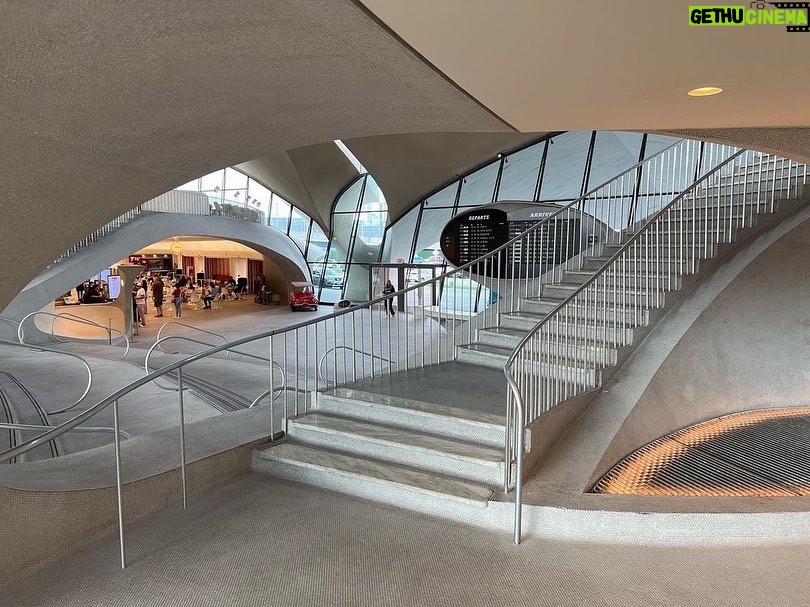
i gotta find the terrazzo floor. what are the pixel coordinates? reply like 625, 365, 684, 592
1, 473, 808, 606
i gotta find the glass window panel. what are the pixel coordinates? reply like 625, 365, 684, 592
497, 142, 544, 201
413, 207, 453, 262
343, 263, 370, 301
439, 276, 494, 314
381, 206, 419, 263
586, 131, 643, 193
539, 131, 592, 201
289, 209, 310, 250
359, 176, 387, 213
200, 170, 224, 192
269, 195, 291, 233
459, 160, 499, 206
247, 179, 272, 209
335, 177, 364, 213
177, 178, 199, 191
307, 223, 329, 262
638, 139, 701, 200
643, 134, 679, 158
317, 263, 346, 303
331, 213, 357, 255
424, 182, 458, 208
224, 168, 248, 191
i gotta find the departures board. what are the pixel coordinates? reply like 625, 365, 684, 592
440, 203, 599, 278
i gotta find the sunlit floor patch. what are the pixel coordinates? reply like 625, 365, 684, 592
592, 407, 810, 496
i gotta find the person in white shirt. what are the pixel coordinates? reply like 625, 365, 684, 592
134, 284, 147, 326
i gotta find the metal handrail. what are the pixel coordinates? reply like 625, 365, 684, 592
0, 138, 723, 562
503, 149, 808, 543
156, 322, 229, 357
0, 422, 131, 439
17, 311, 130, 360
0, 338, 93, 415
145, 335, 287, 399
317, 345, 398, 387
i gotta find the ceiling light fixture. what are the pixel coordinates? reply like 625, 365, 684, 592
687, 86, 724, 97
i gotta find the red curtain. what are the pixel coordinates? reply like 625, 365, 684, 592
204, 257, 229, 279
248, 259, 264, 293
182, 256, 195, 278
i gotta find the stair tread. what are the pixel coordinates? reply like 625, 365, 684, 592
325, 388, 505, 428
290, 413, 503, 464
257, 442, 494, 505
460, 343, 511, 356
460, 343, 609, 368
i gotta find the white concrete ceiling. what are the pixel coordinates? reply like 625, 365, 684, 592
359, 0, 810, 131
1, 0, 810, 314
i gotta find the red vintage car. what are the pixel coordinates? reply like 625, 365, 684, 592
289, 281, 319, 311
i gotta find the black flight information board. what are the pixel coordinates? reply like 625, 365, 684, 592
440, 204, 594, 278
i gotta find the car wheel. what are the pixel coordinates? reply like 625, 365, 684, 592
313, 306, 318, 311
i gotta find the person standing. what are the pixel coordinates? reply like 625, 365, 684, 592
75, 282, 85, 302
382, 279, 396, 317
134, 282, 147, 327
152, 275, 165, 317
171, 285, 183, 318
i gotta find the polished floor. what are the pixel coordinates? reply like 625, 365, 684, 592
1, 473, 808, 607
4, 301, 810, 605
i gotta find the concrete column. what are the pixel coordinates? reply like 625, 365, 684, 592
115, 265, 142, 338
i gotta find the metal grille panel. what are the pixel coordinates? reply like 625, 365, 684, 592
593, 407, 810, 496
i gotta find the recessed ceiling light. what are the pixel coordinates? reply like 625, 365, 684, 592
687, 86, 724, 97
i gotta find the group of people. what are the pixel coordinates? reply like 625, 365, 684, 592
133, 272, 188, 326
132, 272, 249, 326
74, 280, 109, 304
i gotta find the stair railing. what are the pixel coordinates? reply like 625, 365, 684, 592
317, 345, 397, 387
17, 311, 130, 360
503, 149, 808, 543
0, 139, 770, 560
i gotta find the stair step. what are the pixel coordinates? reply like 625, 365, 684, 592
456, 343, 604, 384
288, 413, 503, 484
517, 299, 650, 326
477, 327, 618, 366
541, 282, 669, 306
564, 269, 680, 289
499, 313, 636, 346
252, 442, 494, 507
581, 255, 699, 273
316, 388, 505, 448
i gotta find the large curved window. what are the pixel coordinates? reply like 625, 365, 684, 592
314, 174, 388, 302
380, 130, 688, 266
178, 167, 320, 260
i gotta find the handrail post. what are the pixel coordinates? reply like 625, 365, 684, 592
112, 398, 126, 569
177, 367, 187, 509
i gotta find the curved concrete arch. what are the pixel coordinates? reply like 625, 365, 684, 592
3, 213, 310, 321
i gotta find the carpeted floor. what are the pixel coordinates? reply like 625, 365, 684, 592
2, 473, 808, 606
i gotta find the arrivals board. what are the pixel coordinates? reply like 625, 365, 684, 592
440, 203, 599, 278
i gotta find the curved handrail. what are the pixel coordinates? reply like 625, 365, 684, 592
0, 338, 93, 415
317, 345, 397, 387
504, 148, 747, 375
156, 322, 229, 357
144, 335, 286, 398
0, 422, 132, 439
0, 316, 323, 463
502, 148, 809, 543
18, 311, 130, 360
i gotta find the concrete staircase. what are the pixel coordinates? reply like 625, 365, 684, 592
251, 387, 507, 515
456, 196, 805, 410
